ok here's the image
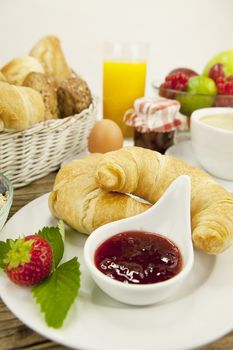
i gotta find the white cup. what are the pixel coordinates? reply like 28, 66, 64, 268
191, 107, 233, 180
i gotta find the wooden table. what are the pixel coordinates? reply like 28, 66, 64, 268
0, 172, 233, 350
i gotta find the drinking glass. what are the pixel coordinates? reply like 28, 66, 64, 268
103, 42, 148, 137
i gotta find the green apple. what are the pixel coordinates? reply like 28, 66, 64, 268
203, 50, 233, 77
176, 76, 216, 116
187, 76, 217, 95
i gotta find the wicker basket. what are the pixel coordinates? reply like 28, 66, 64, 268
0, 98, 97, 188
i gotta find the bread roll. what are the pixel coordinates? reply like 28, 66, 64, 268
1, 56, 44, 85
0, 81, 45, 131
23, 72, 59, 120
57, 77, 92, 117
0, 72, 7, 82
30, 36, 72, 84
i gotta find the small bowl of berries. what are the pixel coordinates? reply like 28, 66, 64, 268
0, 173, 13, 232
152, 50, 233, 125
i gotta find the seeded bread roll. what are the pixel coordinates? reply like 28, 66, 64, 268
23, 72, 59, 120
57, 77, 92, 117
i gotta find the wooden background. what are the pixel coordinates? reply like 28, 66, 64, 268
0, 172, 233, 350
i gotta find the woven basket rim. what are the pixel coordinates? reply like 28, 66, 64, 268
1, 96, 98, 136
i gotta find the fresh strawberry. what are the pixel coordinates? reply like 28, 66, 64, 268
5, 235, 53, 286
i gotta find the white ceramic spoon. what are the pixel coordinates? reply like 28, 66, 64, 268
84, 175, 194, 306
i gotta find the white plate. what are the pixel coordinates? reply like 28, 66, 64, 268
0, 194, 233, 350
166, 140, 233, 192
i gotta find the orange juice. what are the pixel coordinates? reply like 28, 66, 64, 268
103, 61, 147, 137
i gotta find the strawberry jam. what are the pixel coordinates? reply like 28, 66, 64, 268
95, 231, 182, 284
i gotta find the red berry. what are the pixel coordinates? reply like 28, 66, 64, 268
159, 68, 199, 99
208, 64, 225, 82
216, 76, 233, 95
6, 235, 53, 286
159, 72, 189, 99
215, 75, 233, 107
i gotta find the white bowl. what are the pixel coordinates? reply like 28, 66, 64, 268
0, 173, 13, 231
191, 107, 233, 180
84, 175, 194, 306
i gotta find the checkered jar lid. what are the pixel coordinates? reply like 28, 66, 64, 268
124, 97, 182, 133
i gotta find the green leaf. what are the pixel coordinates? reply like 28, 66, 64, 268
0, 239, 14, 269
32, 257, 80, 329
37, 226, 64, 269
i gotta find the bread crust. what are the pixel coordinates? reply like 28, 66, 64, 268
48, 153, 150, 234
30, 36, 72, 83
95, 147, 233, 254
1, 56, 44, 85
57, 77, 92, 117
0, 72, 7, 82
23, 72, 59, 120
0, 81, 45, 131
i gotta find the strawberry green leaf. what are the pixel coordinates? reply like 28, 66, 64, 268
6, 239, 33, 269
32, 257, 80, 329
37, 226, 64, 268
0, 239, 14, 269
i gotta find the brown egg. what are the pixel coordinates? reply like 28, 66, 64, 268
88, 119, 124, 153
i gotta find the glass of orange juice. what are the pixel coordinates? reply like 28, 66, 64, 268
103, 42, 148, 138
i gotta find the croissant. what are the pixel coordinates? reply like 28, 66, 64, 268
29, 35, 72, 84
1, 56, 44, 85
0, 81, 45, 131
95, 146, 233, 255
49, 153, 150, 234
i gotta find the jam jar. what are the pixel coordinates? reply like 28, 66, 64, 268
124, 97, 181, 154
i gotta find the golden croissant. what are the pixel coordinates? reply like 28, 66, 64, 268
0, 81, 45, 131
95, 147, 233, 255
49, 153, 150, 234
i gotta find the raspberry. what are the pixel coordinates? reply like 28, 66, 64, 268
208, 64, 225, 82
